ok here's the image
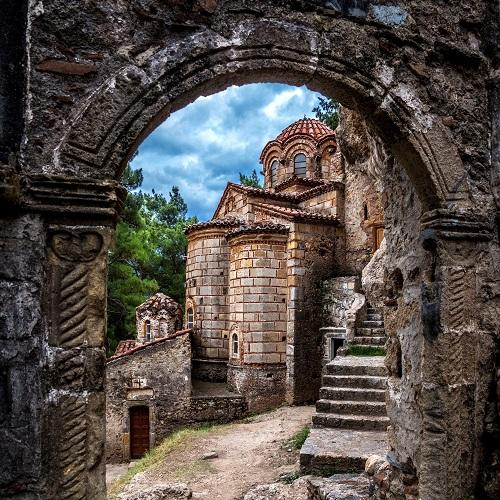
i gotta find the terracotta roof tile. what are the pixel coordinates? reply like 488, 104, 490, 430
114, 340, 138, 356
253, 203, 340, 225
276, 118, 335, 142
273, 175, 329, 192
136, 292, 182, 314
107, 329, 192, 363
225, 222, 289, 240
185, 216, 244, 234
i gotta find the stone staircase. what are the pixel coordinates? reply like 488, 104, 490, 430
300, 306, 389, 473
350, 305, 386, 349
312, 356, 388, 431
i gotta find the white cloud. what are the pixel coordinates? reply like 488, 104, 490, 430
132, 83, 323, 220
262, 87, 304, 119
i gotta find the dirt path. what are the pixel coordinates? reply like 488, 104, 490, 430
114, 405, 314, 499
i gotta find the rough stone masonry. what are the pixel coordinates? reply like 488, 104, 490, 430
0, 1, 498, 499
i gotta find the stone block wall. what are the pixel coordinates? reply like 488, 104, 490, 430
185, 228, 230, 364
227, 233, 288, 364
188, 395, 247, 424
300, 189, 342, 216
226, 232, 288, 410
106, 333, 192, 463
136, 314, 180, 343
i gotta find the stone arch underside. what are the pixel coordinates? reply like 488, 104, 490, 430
53, 33, 469, 212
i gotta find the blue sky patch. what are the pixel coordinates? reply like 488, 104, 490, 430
131, 83, 323, 221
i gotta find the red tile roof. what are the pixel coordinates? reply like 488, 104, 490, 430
107, 329, 193, 363
136, 292, 182, 314
225, 222, 290, 240
185, 216, 244, 235
276, 118, 335, 142
252, 203, 340, 224
114, 340, 138, 356
273, 175, 328, 192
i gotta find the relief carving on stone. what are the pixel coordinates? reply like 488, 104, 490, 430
48, 229, 105, 349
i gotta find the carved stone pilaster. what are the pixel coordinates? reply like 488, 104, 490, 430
44, 225, 111, 500
418, 209, 496, 499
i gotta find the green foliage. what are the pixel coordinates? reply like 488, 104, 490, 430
313, 96, 340, 130
239, 168, 262, 188
347, 345, 386, 356
107, 165, 196, 355
287, 426, 310, 450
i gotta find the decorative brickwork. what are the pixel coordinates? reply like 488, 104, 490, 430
135, 293, 182, 345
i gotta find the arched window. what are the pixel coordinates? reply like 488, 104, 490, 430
186, 308, 194, 329
270, 160, 279, 186
232, 333, 239, 356
293, 153, 307, 177
144, 320, 151, 341
363, 203, 368, 220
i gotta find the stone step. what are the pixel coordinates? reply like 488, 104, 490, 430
352, 336, 386, 346
326, 360, 386, 377
312, 412, 390, 431
322, 375, 386, 390
366, 313, 383, 321
319, 386, 386, 403
362, 320, 384, 328
316, 399, 387, 416
348, 344, 387, 353
357, 327, 386, 336
300, 428, 388, 474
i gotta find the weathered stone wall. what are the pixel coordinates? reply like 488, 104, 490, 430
227, 233, 288, 365
337, 108, 385, 274
228, 365, 286, 413
106, 333, 192, 462
322, 276, 360, 327
136, 313, 180, 342
188, 395, 247, 424
300, 190, 342, 216
185, 228, 230, 366
286, 223, 342, 403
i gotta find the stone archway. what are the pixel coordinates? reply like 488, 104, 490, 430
1, 2, 497, 499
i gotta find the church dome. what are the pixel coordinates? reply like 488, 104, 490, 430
275, 118, 335, 143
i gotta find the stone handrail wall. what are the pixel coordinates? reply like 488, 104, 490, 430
346, 292, 367, 343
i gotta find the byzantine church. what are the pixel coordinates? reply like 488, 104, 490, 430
183, 118, 384, 410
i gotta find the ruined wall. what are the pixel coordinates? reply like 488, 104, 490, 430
337, 108, 385, 274
286, 223, 342, 403
369, 157, 426, 479
322, 276, 360, 327
106, 334, 192, 462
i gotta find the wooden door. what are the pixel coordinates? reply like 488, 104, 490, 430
129, 406, 150, 459
375, 227, 385, 251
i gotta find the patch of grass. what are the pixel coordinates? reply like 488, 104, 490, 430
287, 426, 310, 450
173, 459, 215, 480
278, 470, 302, 484
108, 423, 217, 499
347, 345, 385, 356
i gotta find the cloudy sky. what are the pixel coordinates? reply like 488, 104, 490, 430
131, 83, 323, 221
